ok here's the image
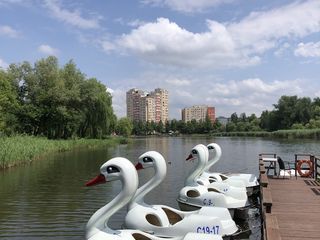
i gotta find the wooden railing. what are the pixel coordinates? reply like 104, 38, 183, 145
314, 155, 320, 181
294, 154, 320, 180
258, 153, 281, 240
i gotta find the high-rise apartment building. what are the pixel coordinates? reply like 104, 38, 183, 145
181, 105, 216, 123
126, 88, 169, 123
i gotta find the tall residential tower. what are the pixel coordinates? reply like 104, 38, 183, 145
126, 88, 169, 123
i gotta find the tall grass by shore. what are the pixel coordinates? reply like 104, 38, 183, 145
0, 135, 129, 169
212, 128, 320, 139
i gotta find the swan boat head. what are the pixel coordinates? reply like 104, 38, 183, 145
131, 151, 167, 207
185, 144, 209, 186
205, 143, 222, 173
85, 157, 138, 239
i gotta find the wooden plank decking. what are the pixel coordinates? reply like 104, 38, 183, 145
263, 177, 320, 239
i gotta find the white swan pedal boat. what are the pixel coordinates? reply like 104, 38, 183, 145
200, 143, 259, 196
125, 151, 238, 238
177, 144, 248, 217
85, 157, 223, 240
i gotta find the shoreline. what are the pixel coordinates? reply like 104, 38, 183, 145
0, 136, 129, 170
131, 128, 320, 139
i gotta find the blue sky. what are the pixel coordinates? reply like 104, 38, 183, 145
1, 0, 320, 119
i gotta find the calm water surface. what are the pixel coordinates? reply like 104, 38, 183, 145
0, 136, 319, 239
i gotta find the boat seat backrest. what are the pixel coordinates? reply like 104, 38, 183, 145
220, 174, 228, 180
208, 187, 221, 193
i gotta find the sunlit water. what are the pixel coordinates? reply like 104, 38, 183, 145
1, 136, 319, 239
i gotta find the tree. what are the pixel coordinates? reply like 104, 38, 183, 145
0, 70, 19, 134
295, 97, 312, 125
230, 112, 238, 123
78, 78, 115, 138
116, 118, 133, 136
260, 110, 279, 131
156, 120, 164, 133
273, 95, 298, 129
204, 115, 212, 133
132, 120, 146, 135
239, 113, 247, 122
2, 56, 116, 139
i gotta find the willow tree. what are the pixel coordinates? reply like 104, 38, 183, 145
2, 56, 116, 139
78, 78, 115, 138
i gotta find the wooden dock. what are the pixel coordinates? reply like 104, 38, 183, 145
259, 154, 320, 240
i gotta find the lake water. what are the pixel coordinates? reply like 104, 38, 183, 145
0, 136, 319, 239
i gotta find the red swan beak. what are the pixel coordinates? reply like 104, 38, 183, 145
135, 162, 144, 170
186, 154, 194, 161
86, 174, 106, 186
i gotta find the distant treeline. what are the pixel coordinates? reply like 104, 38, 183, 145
129, 95, 320, 136
0, 56, 116, 139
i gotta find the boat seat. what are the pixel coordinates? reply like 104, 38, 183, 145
132, 233, 152, 240
146, 214, 162, 226
186, 189, 200, 197
162, 207, 183, 225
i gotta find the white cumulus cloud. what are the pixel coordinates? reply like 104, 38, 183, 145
44, 0, 101, 29
38, 44, 59, 56
0, 25, 19, 38
141, 0, 234, 13
294, 41, 320, 57
113, 1, 320, 69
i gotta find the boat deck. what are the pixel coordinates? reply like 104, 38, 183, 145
263, 176, 320, 239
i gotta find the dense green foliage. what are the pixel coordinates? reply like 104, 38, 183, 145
0, 135, 127, 169
132, 116, 223, 135
0, 57, 116, 139
260, 96, 320, 131
116, 117, 133, 136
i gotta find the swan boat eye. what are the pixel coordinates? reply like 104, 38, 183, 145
208, 146, 214, 150
142, 157, 153, 163
106, 166, 120, 174
191, 149, 198, 154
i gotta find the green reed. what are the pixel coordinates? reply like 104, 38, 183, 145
0, 135, 128, 169
211, 129, 320, 139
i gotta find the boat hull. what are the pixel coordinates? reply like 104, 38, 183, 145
177, 200, 236, 219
